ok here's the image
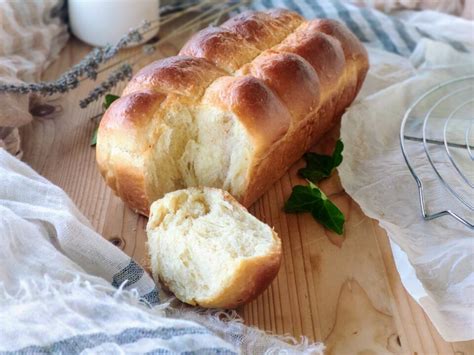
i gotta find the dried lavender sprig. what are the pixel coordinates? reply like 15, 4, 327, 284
143, 44, 157, 55
79, 64, 133, 108
0, 0, 242, 98
102, 25, 148, 61
0, 21, 149, 96
159, 0, 200, 16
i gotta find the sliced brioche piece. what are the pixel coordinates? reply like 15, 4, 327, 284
146, 187, 281, 308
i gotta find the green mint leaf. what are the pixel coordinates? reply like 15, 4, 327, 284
284, 184, 323, 213
331, 140, 344, 168
90, 124, 99, 146
284, 182, 345, 235
91, 94, 120, 147
298, 140, 344, 183
310, 188, 345, 235
103, 94, 120, 110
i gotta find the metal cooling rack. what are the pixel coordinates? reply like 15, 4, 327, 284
400, 75, 474, 229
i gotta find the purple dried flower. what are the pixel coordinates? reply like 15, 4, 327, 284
143, 44, 156, 55
79, 64, 133, 108
0, 21, 150, 98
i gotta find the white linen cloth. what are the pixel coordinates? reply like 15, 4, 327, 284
339, 31, 474, 341
349, 0, 472, 19
0, 148, 324, 354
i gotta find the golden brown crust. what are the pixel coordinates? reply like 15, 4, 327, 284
198, 233, 282, 309
194, 189, 282, 309
123, 56, 227, 97
220, 9, 303, 50
237, 19, 368, 207
239, 89, 350, 207
179, 27, 259, 73
154, 234, 281, 310
202, 75, 292, 153
312, 19, 369, 62
97, 90, 165, 215
179, 9, 304, 73
275, 22, 346, 91
99, 90, 164, 129
96, 10, 369, 215
239, 51, 321, 120
310, 19, 369, 100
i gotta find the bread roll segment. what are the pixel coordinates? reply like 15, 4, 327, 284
180, 9, 304, 71
96, 10, 369, 215
146, 187, 282, 308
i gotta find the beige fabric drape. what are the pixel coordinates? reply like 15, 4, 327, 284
0, 0, 68, 157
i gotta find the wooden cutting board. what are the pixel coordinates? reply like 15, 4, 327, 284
19, 32, 472, 355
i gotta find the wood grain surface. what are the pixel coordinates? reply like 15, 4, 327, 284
19, 23, 473, 354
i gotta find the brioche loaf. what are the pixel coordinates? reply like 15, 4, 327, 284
97, 10, 369, 215
146, 187, 281, 308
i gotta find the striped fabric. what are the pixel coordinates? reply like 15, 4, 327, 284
112, 260, 161, 306
2, 328, 233, 355
245, 0, 468, 56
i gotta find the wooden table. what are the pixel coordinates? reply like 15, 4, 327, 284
20, 29, 473, 354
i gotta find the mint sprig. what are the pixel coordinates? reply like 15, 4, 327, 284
90, 94, 120, 147
298, 140, 344, 183
103, 94, 120, 110
285, 140, 345, 235
284, 182, 345, 235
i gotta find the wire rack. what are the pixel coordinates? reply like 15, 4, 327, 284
400, 75, 474, 229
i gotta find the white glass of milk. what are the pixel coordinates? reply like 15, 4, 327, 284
68, 0, 160, 47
